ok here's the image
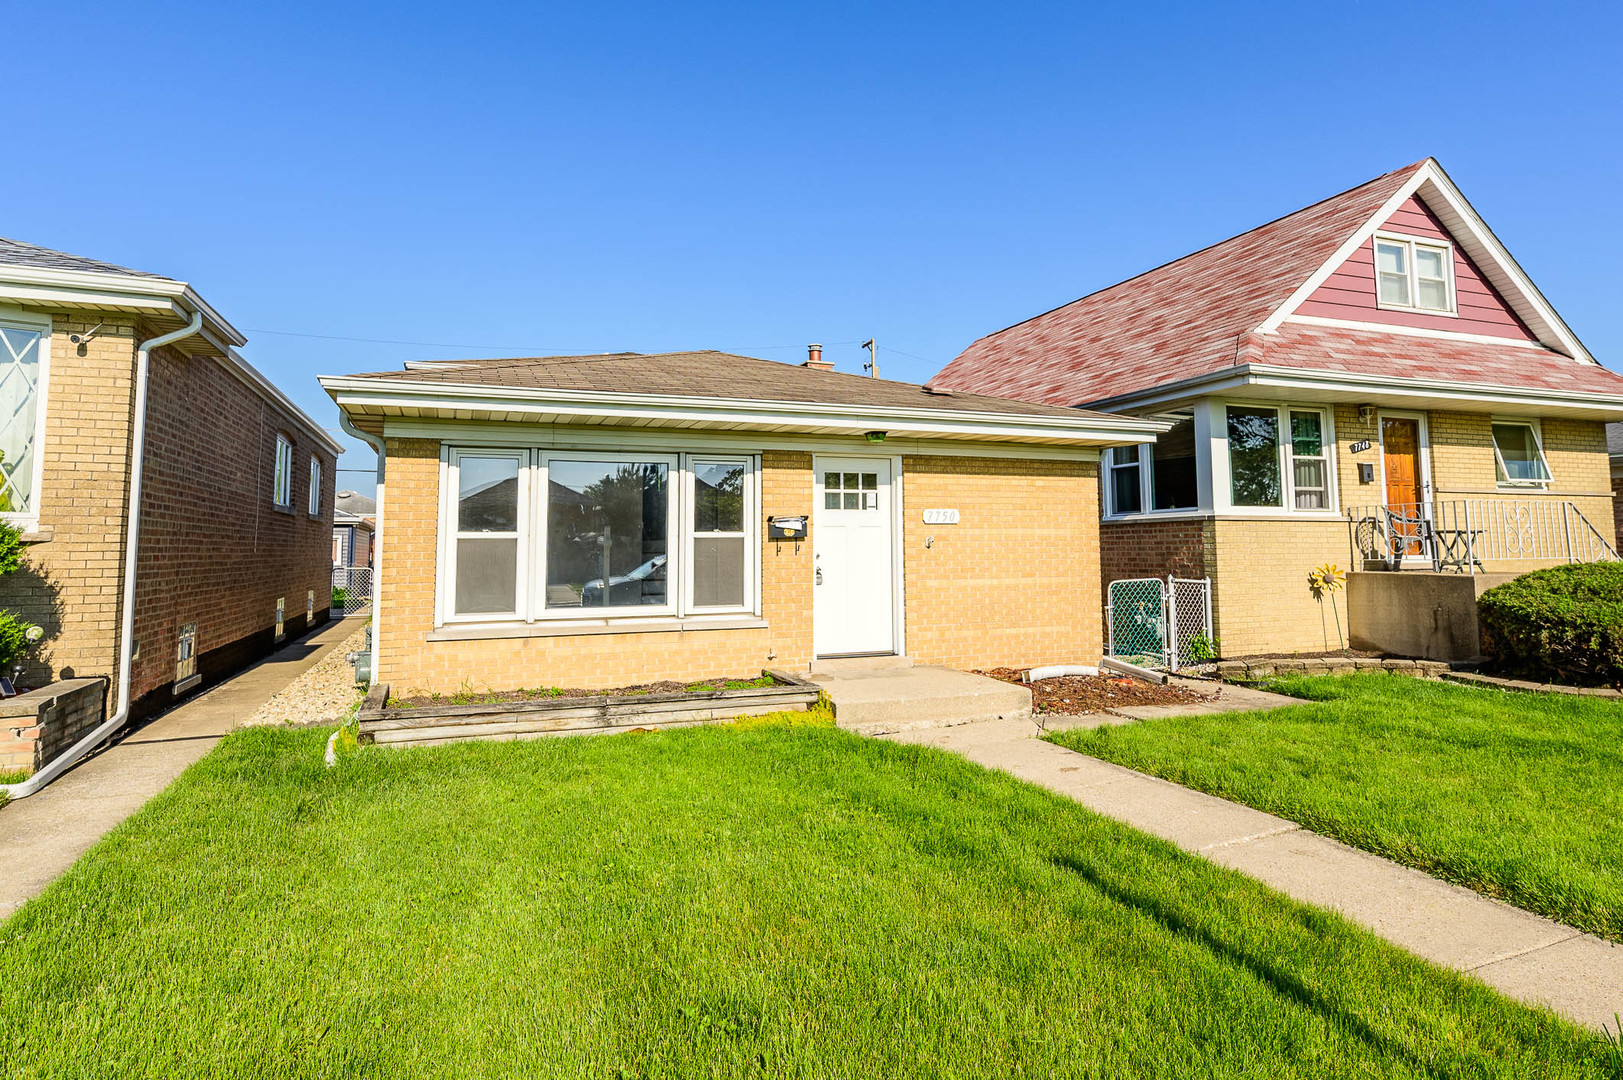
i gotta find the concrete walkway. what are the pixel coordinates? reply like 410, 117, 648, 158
888, 713, 1623, 1031
0, 617, 358, 919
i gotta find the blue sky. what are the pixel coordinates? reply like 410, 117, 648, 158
8, 2, 1619, 494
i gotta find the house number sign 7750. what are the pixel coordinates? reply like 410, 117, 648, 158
922, 508, 960, 524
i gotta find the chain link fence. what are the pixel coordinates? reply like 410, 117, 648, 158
1107, 576, 1212, 672
332, 566, 372, 616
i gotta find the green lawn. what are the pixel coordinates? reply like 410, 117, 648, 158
1050, 673, 1623, 943
0, 719, 1612, 1078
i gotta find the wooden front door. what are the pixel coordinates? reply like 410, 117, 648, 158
1381, 417, 1424, 557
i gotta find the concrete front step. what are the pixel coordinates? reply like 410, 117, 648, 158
807, 665, 1031, 736
810, 654, 914, 674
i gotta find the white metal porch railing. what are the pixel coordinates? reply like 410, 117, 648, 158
1346, 499, 1619, 573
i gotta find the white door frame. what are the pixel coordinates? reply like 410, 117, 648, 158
812, 454, 905, 658
1376, 409, 1433, 565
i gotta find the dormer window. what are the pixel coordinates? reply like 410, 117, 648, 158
1375, 236, 1454, 313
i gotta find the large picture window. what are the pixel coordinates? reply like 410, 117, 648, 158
440, 448, 757, 624
545, 458, 670, 611
1227, 406, 1281, 507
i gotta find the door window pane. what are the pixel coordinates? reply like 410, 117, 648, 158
0, 325, 41, 514
1149, 416, 1197, 510
547, 460, 668, 609
458, 457, 520, 531
1227, 406, 1281, 507
456, 537, 519, 614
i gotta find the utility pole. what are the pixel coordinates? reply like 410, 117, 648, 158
861, 339, 877, 379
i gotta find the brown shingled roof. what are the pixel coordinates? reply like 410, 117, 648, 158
343, 350, 1122, 420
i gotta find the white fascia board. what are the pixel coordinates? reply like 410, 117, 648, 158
1256, 159, 1593, 363
1084, 364, 1623, 419
0, 266, 246, 347
229, 348, 344, 455
317, 376, 1171, 446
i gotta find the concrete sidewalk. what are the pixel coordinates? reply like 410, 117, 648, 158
887, 716, 1623, 1031
0, 617, 359, 919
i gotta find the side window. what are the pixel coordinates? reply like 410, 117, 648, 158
308, 456, 322, 515
1492, 422, 1552, 488
272, 435, 293, 507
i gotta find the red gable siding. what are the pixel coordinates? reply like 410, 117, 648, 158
1294, 195, 1534, 341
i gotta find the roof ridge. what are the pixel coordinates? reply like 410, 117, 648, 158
961, 160, 1429, 351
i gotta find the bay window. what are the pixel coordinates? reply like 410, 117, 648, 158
1102, 413, 1199, 517
1227, 406, 1282, 507
440, 448, 757, 624
1105, 445, 1142, 515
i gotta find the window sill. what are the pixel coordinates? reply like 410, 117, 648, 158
271, 503, 295, 516
1374, 301, 1458, 319
428, 615, 769, 642
16, 524, 51, 544
173, 674, 202, 696
1103, 509, 1345, 524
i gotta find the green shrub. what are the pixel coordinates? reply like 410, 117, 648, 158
1477, 562, 1623, 685
331, 586, 351, 609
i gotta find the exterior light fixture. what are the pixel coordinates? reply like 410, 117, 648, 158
865, 431, 887, 443
1358, 404, 1377, 424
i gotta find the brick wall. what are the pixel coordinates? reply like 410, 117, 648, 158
902, 455, 1102, 669
2, 316, 141, 692
0, 678, 106, 776
129, 339, 336, 716
1099, 518, 1214, 584
376, 439, 1103, 692
0, 311, 335, 718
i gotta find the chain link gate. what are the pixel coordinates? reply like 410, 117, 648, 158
1106, 576, 1212, 672
332, 566, 372, 616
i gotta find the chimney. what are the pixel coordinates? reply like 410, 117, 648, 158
803, 343, 833, 371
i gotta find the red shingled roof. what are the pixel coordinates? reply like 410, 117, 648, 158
929, 161, 1623, 405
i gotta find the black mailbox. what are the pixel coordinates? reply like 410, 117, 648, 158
768, 515, 807, 540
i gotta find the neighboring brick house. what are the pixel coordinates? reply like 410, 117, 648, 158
931, 158, 1622, 658
0, 238, 341, 726
320, 349, 1161, 693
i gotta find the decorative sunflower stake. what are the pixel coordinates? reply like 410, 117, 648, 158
1308, 563, 1347, 651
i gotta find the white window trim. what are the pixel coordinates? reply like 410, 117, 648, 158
682, 454, 760, 617
0, 310, 52, 532
533, 451, 678, 621
440, 447, 531, 623
272, 434, 293, 507
1490, 416, 1553, 489
308, 455, 322, 516
436, 446, 763, 628
1102, 444, 1145, 517
1215, 401, 1341, 517
1373, 232, 1457, 317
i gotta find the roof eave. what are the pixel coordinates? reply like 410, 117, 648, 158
0, 265, 247, 347
318, 375, 1171, 447
1083, 364, 1623, 420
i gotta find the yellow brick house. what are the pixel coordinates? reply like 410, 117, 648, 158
321, 349, 1162, 694
932, 159, 1623, 660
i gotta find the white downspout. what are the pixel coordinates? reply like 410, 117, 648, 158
2, 310, 204, 800
338, 413, 384, 684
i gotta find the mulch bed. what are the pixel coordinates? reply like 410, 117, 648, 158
392, 676, 779, 709
977, 668, 1212, 715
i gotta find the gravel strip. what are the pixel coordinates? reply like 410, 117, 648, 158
240, 626, 369, 728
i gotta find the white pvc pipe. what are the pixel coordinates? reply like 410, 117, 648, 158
1, 310, 204, 800
1024, 664, 1099, 682
338, 414, 384, 685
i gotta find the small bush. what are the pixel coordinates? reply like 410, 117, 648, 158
1477, 562, 1623, 685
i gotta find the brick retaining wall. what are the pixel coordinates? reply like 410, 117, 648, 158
0, 678, 107, 776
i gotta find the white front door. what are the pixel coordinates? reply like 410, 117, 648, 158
814, 458, 896, 656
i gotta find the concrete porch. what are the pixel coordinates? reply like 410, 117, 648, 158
1347, 570, 1518, 662
806, 662, 1032, 736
